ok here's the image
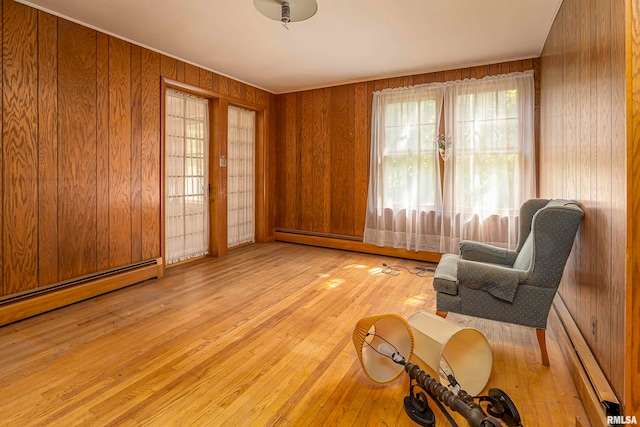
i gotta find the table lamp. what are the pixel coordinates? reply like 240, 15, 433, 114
352, 313, 522, 427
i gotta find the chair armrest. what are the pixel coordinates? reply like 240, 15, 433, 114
458, 241, 518, 266
457, 260, 522, 302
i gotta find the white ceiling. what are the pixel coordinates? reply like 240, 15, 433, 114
18, 0, 562, 94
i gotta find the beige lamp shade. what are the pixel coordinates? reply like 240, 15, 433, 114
407, 311, 493, 396
352, 314, 414, 385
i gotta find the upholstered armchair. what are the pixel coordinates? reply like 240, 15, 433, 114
433, 199, 584, 365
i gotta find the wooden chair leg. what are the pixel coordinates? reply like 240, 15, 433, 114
435, 310, 448, 318
536, 328, 550, 366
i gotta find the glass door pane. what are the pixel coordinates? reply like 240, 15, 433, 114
227, 106, 255, 248
165, 89, 209, 264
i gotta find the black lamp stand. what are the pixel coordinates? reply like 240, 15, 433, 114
401, 362, 523, 427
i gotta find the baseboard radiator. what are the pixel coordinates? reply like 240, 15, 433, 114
550, 294, 621, 426
0, 258, 163, 327
274, 228, 442, 263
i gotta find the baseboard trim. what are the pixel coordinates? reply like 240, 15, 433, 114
274, 231, 442, 263
0, 259, 162, 327
550, 294, 620, 426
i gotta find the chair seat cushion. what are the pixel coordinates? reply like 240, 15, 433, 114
433, 254, 460, 295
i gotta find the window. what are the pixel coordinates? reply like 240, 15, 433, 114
454, 88, 522, 212
363, 84, 444, 252
382, 98, 440, 209
365, 71, 535, 253
443, 71, 535, 251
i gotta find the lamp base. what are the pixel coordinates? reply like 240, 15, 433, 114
480, 388, 522, 427
403, 395, 435, 427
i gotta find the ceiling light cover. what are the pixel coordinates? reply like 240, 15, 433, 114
254, 0, 318, 23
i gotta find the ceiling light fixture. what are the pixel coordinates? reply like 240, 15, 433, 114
254, 0, 318, 30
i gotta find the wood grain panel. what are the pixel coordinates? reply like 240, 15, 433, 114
0, 0, 4, 295
216, 99, 229, 257
627, 0, 640, 416
210, 72, 220, 93
460, 67, 472, 80
444, 68, 462, 82
594, 0, 613, 384
141, 48, 161, 261
353, 82, 368, 236
329, 84, 354, 235
199, 69, 213, 92
96, 32, 110, 272
256, 89, 268, 108
130, 45, 143, 263
299, 91, 313, 231
552, 5, 563, 199
2, 0, 38, 294
37, 10, 58, 286
184, 63, 199, 87
473, 66, 488, 79
563, 0, 578, 203
230, 79, 244, 100
488, 63, 501, 77
175, 60, 185, 83
373, 79, 389, 92
267, 94, 278, 239
627, 0, 640, 415
388, 76, 405, 89
321, 88, 332, 233
588, 0, 600, 361
57, 19, 97, 280
539, 0, 627, 407
274, 98, 286, 229
284, 93, 298, 230
245, 85, 256, 104
577, 0, 594, 343
510, 61, 524, 73
609, 0, 626, 398
108, 36, 132, 268
218, 75, 230, 96
254, 109, 268, 243
561, 0, 578, 316
160, 55, 176, 80
311, 89, 328, 233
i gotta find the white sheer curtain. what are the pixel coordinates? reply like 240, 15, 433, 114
165, 89, 209, 264
227, 106, 255, 247
440, 71, 535, 253
363, 83, 444, 252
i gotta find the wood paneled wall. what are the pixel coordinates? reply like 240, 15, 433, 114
274, 60, 538, 240
0, 0, 275, 298
628, 0, 640, 415
539, 0, 628, 407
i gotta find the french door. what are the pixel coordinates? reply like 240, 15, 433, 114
164, 89, 209, 264
227, 106, 256, 248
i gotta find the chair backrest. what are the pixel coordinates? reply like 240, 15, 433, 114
513, 198, 551, 253
512, 199, 584, 288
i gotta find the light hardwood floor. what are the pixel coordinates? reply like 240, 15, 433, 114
0, 242, 588, 426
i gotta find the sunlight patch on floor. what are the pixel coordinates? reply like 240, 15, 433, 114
324, 278, 345, 289
404, 294, 431, 307
343, 264, 368, 269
